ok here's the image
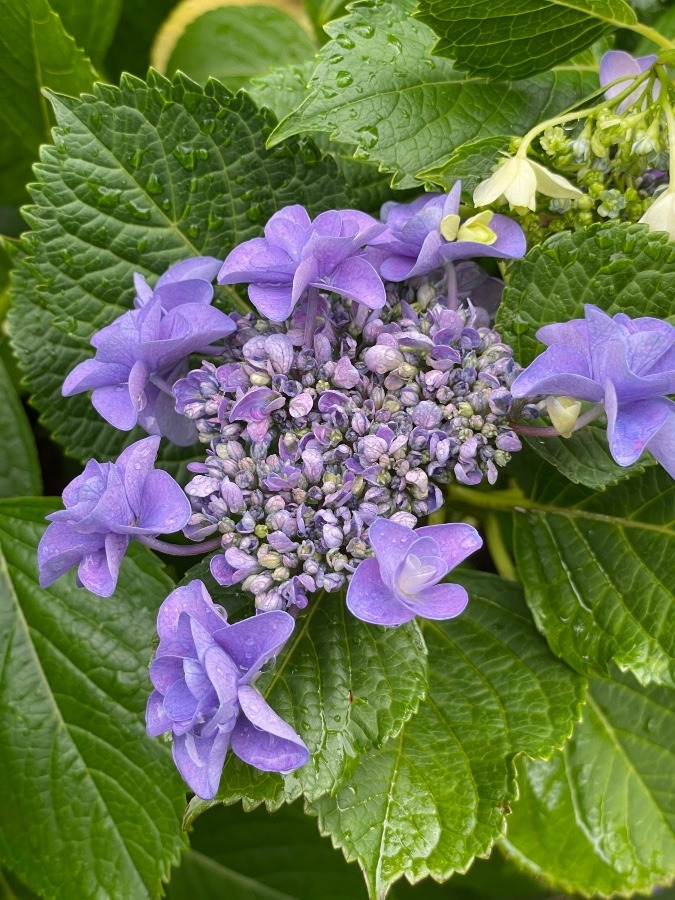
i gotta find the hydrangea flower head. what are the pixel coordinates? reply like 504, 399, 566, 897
217, 204, 386, 321
370, 182, 526, 281
346, 518, 483, 626
599, 50, 658, 114
63, 257, 235, 446
38, 436, 191, 596
473, 157, 583, 212
146, 580, 309, 799
511, 305, 675, 476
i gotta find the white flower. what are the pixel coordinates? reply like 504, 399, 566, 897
639, 190, 675, 240
545, 396, 581, 439
473, 157, 583, 211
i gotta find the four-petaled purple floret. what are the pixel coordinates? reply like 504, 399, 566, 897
347, 518, 483, 626
511, 304, 675, 477
63, 257, 235, 446
146, 580, 309, 799
217, 204, 387, 321
368, 182, 527, 282
38, 436, 191, 596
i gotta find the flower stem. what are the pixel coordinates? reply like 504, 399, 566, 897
445, 261, 458, 310
627, 22, 675, 51
511, 404, 603, 438
484, 513, 518, 582
658, 77, 675, 191
303, 286, 319, 349
515, 70, 654, 159
137, 535, 223, 556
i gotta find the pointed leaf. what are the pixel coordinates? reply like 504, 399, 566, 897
0, 0, 97, 205
506, 456, 675, 687
309, 573, 585, 899
0, 499, 186, 899
0, 354, 42, 497
8, 71, 356, 473
497, 222, 675, 368
270, 0, 597, 188
415, 0, 636, 80
503, 668, 675, 897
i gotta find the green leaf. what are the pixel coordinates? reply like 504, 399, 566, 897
414, 0, 636, 80
169, 801, 369, 900
303, 0, 349, 39
0, 355, 42, 498
250, 63, 402, 215
50, 0, 123, 65
309, 572, 585, 900
418, 136, 510, 198
160, 6, 317, 91
491, 454, 675, 686
8, 70, 356, 473
269, 0, 597, 188
497, 222, 675, 368
523, 421, 655, 490
0, 499, 186, 899
185, 588, 428, 817
636, 3, 675, 52
0, 0, 97, 206
503, 668, 675, 897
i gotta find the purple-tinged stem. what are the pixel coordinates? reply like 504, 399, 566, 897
303, 286, 319, 349
137, 535, 223, 556
445, 262, 458, 310
511, 404, 602, 438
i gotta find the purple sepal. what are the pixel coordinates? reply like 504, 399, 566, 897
599, 51, 658, 114
38, 436, 191, 596
146, 580, 308, 798
218, 204, 386, 320
511, 304, 675, 475
346, 518, 482, 626
369, 183, 526, 282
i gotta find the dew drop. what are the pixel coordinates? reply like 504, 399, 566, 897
173, 144, 196, 170
354, 23, 375, 38
336, 71, 353, 88
187, 224, 200, 239
387, 34, 403, 54
145, 173, 163, 195
335, 33, 355, 49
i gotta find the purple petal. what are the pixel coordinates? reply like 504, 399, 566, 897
320, 256, 386, 309
510, 345, 603, 402
368, 518, 417, 588
218, 238, 295, 285
264, 205, 312, 258
645, 401, 675, 478
146, 690, 173, 737
163, 677, 199, 721
156, 581, 228, 652
149, 655, 184, 693
154, 279, 214, 310
214, 610, 295, 679
248, 283, 295, 322
605, 385, 670, 467
91, 384, 139, 431
118, 469, 190, 534
379, 253, 420, 282
37, 523, 104, 588
401, 582, 469, 620
116, 435, 160, 511
414, 523, 483, 570
77, 532, 129, 596
62, 358, 131, 395
156, 256, 221, 289
231, 685, 309, 772
172, 728, 231, 799
346, 557, 415, 626
230, 387, 285, 424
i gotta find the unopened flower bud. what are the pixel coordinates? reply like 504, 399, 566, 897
546, 396, 582, 438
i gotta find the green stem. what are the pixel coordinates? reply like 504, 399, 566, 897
627, 22, 675, 51
657, 77, 675, 188
484, 513, 518, 582
447, 484, 535, 514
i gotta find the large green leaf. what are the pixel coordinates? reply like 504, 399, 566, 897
250, 63, 402, 215
309, 572, 585, 900
0, 0, 97, 206
50, 0, 123, 65
0, 499, 186, 899
418, 136, 511, 199
503, 668, 675, 897
270, 0, 597, 188
0, 355, 42, 498
8, 71, 356, 474
523, 422, 655, 491
414, 0, 636, 80
514, 461, 675, 687
497, 222, 675, 368
185, 583, 428, 816
162, 6, 317, 91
